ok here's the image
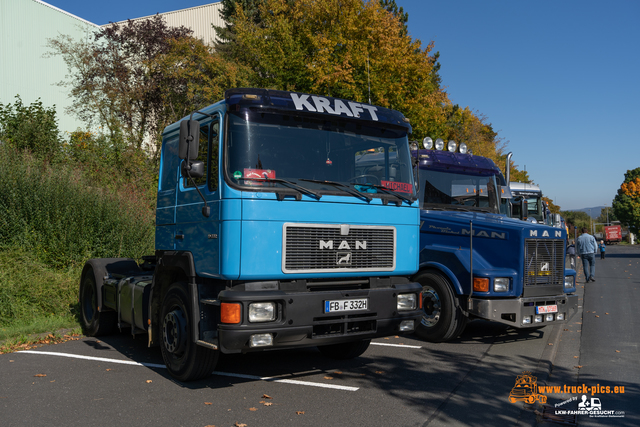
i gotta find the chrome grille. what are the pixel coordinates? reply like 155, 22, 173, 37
524, 239, 565, 285
283, 223, 395, 273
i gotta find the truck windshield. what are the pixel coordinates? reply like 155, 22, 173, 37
225, 109, 416, 200
419, 169, 500, 213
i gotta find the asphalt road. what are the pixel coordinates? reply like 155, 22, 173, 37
1, 245, 638, 427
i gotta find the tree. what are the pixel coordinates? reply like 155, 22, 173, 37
47, 15, 244, 163
612, 168, 640, 236
0, 96, 61, 161
218, 0, 449, 137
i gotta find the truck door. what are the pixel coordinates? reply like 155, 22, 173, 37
175, 117, 221, 277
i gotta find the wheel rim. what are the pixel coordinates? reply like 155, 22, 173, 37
421, 285, 441, 327
81, 279, 96, 323
163, 308, 187, 355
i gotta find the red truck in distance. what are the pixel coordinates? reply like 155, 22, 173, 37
604, 225, 622, 244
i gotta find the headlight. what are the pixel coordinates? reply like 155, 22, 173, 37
248, 302, 276, 322
397, 293, 417, 311
423, 136, 433, 149
447, 140, 457, 152
459, 142, 468, 154
564, 276, 574, 289
435, 138, 445, 150
494, 278, 509, 292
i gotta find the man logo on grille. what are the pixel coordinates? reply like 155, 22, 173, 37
540, 262, 549, 271
337, 252, 352, 265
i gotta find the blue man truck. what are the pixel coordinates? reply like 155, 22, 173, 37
79, 88, 423, 381
412, 138, 577, 342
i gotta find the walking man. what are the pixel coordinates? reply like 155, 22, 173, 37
576, 228, 598, 282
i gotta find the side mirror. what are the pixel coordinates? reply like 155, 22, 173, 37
179, 120, 200, 160
520, 199, 528, 221
181, 160, 204, 179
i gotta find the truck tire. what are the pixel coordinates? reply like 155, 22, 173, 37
414, 271, 467, 342
79, 266, 116, 337
317, 339, 371, 360
160, 283, 218, 382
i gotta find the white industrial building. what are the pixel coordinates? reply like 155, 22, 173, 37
0, 0, 223, 136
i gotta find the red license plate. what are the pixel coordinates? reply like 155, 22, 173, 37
536, 305, 558, 314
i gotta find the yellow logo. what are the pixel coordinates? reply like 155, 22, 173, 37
508, 371, 548, 404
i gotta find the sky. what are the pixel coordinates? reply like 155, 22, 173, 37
44, 0, 640, 211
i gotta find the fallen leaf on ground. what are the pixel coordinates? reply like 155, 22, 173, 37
324, 376, 333, 380
333, 371, 342, 374
34, 374, 46, 377
615, 350, 621, 353
263, 402, 273, 407
574, 365, 583, 369
296, 411, 305, 415
574, 356, 579, 359
249, 407, 257, 412
205, 402, 212, 405
595, 315, 600, 318
235, 423, 247, 427
146, 380, 152, 383
262, 394, 272, 399
548, 343, 553, 346
375, 371, 384, 374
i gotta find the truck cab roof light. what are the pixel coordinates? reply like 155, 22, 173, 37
447, 140, 457, 153
435, 138, 444, 151
423, 137, 433, 150
459, 142, 468, 154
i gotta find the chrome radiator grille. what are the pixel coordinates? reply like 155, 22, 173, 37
282, 223, 395, 273
524, 239, 565, 285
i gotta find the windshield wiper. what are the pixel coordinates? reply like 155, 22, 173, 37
299, 179, 372, 202
239, 176, 322, 200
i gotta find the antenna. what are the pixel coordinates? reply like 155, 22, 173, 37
367, 55, 371, 104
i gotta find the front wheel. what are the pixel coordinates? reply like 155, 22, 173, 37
160, 283, 219, 382
414, 271, 467, 342
317, 339, 371, 360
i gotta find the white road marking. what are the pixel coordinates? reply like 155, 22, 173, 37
212, 371, 359, 391
19, 350, 166, 368
18, 350, 359, 391
371, 342, 422, 348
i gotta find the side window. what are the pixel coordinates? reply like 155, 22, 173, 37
209, 120, 219, 191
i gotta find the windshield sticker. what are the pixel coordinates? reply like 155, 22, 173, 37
381, 180, 413, 194
290, 93, 379, 121
243, 168, 275, 186
233, 171, 242, 179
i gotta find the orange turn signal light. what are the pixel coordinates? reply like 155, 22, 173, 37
221, 303, 242, 324
419, 292, 423, 309
473, 277, 489, 293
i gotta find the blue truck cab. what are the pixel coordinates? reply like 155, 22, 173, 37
411, 138, 577, 342
79, 88, 423, 381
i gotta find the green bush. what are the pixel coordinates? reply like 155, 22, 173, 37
0, 249, 79, 331
0, 144, 155, 269
0, 96, 61, 161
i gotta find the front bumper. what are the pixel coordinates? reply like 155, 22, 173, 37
214, 282, 422, 353
468, 294, 578, 328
